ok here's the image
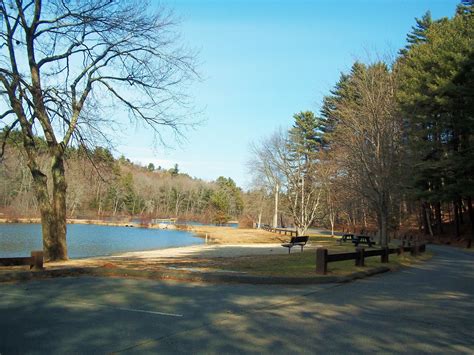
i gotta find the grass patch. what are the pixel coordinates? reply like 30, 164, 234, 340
187, 245, 433, 277
308, 235, 337, 242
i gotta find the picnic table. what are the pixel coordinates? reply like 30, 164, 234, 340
340, 233, 356, 242
339, 233, 375, 247
353, 235, 374, 247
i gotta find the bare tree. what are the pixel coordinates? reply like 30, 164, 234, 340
328, 63, 403, 247
277, 131, 323, 236
318, 152, 339, 236
241, 188, 270, 228
252, 129, 323, 235
249, 137, 283, 228
0, 0, 198, 260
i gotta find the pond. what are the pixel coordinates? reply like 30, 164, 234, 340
0, 224, 203, 259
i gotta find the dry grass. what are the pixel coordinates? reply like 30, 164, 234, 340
184, 226, 288, 244
154, 237, 433, 277
164, 250, 433, 277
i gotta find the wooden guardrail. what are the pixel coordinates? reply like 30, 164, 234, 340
0, 251, 44, 270
261, 225, 298, 237
316, 243, 426, 275
397, 234, 424, 246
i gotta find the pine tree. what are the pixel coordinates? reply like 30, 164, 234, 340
397, 4, 474, 241
289, 111, 326, 160
399, 11, 433, 56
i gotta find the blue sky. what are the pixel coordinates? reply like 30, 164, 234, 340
116, 0, 459, 188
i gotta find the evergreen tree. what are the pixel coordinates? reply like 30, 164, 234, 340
289, 111, 325, 157
397, 3, 474, 240
399, 11, 434, 56
210, 177, 244, 223
283, 111, 327, 235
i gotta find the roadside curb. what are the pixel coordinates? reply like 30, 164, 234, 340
0, 265, 391, 285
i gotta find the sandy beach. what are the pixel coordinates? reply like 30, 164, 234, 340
114, 243, 294, 259
42, 235, 326, 271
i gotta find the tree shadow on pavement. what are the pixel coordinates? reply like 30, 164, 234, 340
0, 245, 472, 354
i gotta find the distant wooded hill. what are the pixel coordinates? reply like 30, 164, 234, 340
0, 132, 243, 223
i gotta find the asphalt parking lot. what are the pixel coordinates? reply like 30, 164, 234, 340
1, 245, 473, 354
0, 275, 334, 353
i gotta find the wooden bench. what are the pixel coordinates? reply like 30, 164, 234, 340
0, 251, 44, 270
281, 236, 309, 254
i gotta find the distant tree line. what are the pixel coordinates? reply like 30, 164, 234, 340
247, 2, 474, 247
0, 132, 243, 223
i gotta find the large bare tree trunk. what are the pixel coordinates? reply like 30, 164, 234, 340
50, 154, 68, 260
40, 205, 68, 261
29, 154, 68, 261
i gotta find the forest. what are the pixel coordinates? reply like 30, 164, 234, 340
246, 3, 474, 246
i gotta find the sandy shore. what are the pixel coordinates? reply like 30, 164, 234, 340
113, 243, 291, 259
44, 242, 312, 271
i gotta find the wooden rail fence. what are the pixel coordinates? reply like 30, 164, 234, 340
0, 251, 44, 270
316, 243, 426, 275
260, 225, 298, 237
397, 234, 425, 246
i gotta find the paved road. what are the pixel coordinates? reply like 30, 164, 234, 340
0, 245, 473, 354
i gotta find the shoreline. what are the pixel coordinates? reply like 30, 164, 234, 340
0, 217, 197, 232
0, 218, 231, 232
0, 217, 152, 228
0, 218, 283, 245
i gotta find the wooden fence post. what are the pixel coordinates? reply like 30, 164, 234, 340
31, 251, 44, 270
316, 248, 328, 275
411, 242, 419, 256
355, 247, 365, 267
381, 247, 389, 263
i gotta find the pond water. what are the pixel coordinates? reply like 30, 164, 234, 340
0, 224, 203, 259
